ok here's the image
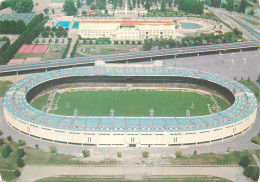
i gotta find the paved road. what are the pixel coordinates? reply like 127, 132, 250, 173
18, 165, 249, 182
0, 41, 258, 73
209, 7, 257, 40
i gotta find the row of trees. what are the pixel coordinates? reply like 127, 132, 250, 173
206, 0, 251, 14
70, 40, 79, 58
62, 38, 72, 58
239, 155, 259, 181
0, 14, 45, 64
143, 29, 242, 51
42, 26, 68, 38
5, 0, 34, 13
0, 36, 10, 53
174, 0, 204, 14
0, 20, 26, 34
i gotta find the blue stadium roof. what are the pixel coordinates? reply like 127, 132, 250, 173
4, 66, 258, 132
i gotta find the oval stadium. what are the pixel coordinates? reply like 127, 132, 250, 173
3, 62, 258, 147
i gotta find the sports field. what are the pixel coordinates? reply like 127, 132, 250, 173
31, 89, 230, 117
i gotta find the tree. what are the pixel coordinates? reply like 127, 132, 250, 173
18, 139, 26, 146
248, 9, 255, 16
82, 149, 90, 157
0, 129, 2, 135
51, 26, 57, 32
16, 20, 26, 34
6, 0, 34, 13
48, 39, 52, 44
2, 146, 12, 158
175, 151, 182, 158
49, 145, 56, 153
35, 39, 39, 45
244, 166, 254, 178
7, 136, 12, 141
42, 31, 49, 38
35, 144, 39, 150
90, 4, 96, 10
142, 151, 149, 158
44, 8, 49, 14
52, 8, 55, 14
16, 148, 25, 158
77, 0, 82, 8
0, 138, 4, 146
82, 10, 86, 16
14, 170, 20, 177
226, 0, 234, 11
63, 0, 77, 16
239, 155, 250, 167
239, 0, 249, 13
50, 32, 54, 37
17, 158, 25, 167
160, 0, 166, 12
117, 152, 122, 158
234, 28, 243, 38
144, 0, 151, 10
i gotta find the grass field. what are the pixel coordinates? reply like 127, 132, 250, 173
239, 80, 260, 101
239, 16, 260, 26
0, 81, 13, 97
32, 89, 230, 117
36, 176, 232, 182
76, 45, 142, 57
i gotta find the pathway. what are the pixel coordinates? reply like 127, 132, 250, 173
18, 165, 249, 182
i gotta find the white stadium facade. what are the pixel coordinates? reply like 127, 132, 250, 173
3, 63, 257, 147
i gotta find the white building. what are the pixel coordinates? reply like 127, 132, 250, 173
79, 20, 176, 40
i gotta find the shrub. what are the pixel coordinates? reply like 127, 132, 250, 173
239, 155, 250, 167
17, 158, 25, 167
18, 139, 26, 146
7, 136, 12, 141
126, 40, 130, 44
142, 151, 149, 158
175, 151, 182, 158
117, 152, 122, 158
138, 41, 142, 45
244, 166, 259, 181
251, 136, 259, 144
14, 170, 20, 177
82, 150, 90, 157
49, 146, 56, 153
16, 148, 25, 158
0, 138, 4, 146
2, 146, 12, 158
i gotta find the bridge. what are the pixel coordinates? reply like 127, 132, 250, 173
0, 41, 259, 76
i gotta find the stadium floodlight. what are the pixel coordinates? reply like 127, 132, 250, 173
186, 110, 190, 118
150, 109, 154, 118
110, 109, 114, 117
74, 109, 78, 117
218, 106, 222, 112
41, 106, 45, 113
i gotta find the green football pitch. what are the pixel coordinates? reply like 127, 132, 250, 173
31, 89, 230, 117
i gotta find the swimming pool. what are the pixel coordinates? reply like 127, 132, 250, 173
181, 22, 203, 29
72, 21, 79, 29
55, 21, 71, 28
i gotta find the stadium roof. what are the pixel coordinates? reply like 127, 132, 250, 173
0, 13, 36, 25
4, 67, 257, 133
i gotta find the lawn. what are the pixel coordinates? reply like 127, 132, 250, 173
0, 81, 12, 97
12, 53, 44, 59
76, 45, 142, 56
239, 80, 260, 101
30, 94, 49, 110
33, 89, 230, 117
239, 16, 260, 26
166, 150, 257, 166
36, 176, 232, 182
42, 44, 66, 60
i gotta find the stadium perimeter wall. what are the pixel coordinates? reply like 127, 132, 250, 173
3, 75, 257, 147
3, 107, 257, 147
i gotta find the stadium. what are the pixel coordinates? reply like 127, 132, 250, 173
3, 62, 258, 147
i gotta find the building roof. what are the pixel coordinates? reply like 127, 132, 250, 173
0, 41, 6, 49
80, 20, 173, 26
0, 13, 36, 25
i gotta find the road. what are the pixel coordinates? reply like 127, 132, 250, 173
18, 165, 249, 182
0, 41, 259, 74
209, 7, 258, 40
